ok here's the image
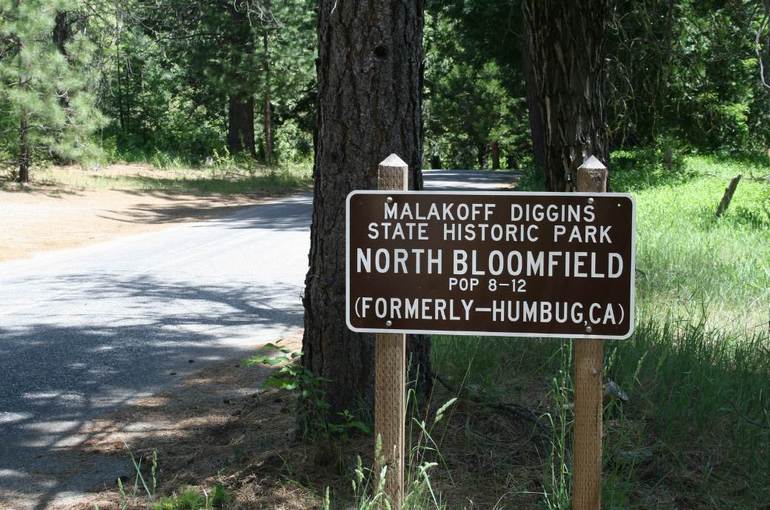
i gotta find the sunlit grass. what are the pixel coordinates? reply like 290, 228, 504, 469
432, 152, 770, 508
1, 161, 313, 195
630, 156, 769, 330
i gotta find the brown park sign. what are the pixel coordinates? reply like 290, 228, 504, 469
346, 191, 636, 339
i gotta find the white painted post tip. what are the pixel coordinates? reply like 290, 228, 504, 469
579, 155, 606, 171
379, 153, 408, 168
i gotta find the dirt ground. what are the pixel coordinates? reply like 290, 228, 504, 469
50, 333, 547, 509
0, 164, 268, 262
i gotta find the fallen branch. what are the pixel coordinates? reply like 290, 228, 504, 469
434, 373, 547, 435
748, 171, 770, 183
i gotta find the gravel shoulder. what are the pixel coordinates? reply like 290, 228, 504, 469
0, 187, 267, 262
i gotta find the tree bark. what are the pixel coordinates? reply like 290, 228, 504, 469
227, 93, 256, 156
303, 0, 428, 421
491, 141, 501, 169
522, 0, 610, 191
18, 110, 30, 183
523, 20, 545, 171
16, 0, 29, 183
263, 29, 273, 165
53, 11, 72, 55
477, 143, 487, 169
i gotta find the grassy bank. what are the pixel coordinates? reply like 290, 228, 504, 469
433, 153, 770, 508
1, 160, 313, 195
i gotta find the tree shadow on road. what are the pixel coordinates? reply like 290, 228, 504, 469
96, 192, 313, 232
0, 273, 304, 509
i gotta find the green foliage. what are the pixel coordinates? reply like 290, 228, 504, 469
245, 343, 370, 440
109, 444, 228, 510
541, 345, 572, 510
273, 119, 312, 164
153, 486, 228, 510
344, 395, 455, 509
424, 3, 531, 169
95, 0, 315, 163
114, 445, 158, 509
608, 0, 770, 152
0, 0, 106, 176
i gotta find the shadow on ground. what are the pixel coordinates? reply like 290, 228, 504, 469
0, 273, 303, 510
94, 193, 313, 231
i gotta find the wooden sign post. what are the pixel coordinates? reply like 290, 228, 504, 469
572, 155, 608, 510
374, 154, 408, 507
346, 153, 634, 509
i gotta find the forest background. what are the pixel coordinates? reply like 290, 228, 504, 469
2, 0, 769, 177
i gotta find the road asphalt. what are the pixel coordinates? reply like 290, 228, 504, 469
0, 169, 516, 508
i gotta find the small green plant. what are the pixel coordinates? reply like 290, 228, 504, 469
153, 485, 229, 510
113, 444, 158, 509
105, 444, 228, 510
245, 343, 370, 440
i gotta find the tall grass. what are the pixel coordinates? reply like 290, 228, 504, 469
3, 153, 313, 195
432, 152, 770, 507
630, 156, 769, 330
343, 388, 453, 509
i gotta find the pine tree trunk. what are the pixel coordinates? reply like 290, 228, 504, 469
491, 141, 501, 169
53, 12, 71, 55
523, 21, 545, 170
18, 110, 30, 183
263, 29, 273, 166
522, 0, 609, 191
53, 10, 73, 165
477, 143, 487, 169
17, 0, 29, 183
303, 0, 429, 421
227, 94, 256, 156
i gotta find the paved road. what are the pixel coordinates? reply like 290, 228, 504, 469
0, 169, 516, 507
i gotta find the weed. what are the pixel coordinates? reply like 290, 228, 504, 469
346, 395, 454, 510
540, 344, 573, 510
153, 485, 228, 510
244, 343, 370, 441
1, 160, 312, 195
112, 444, 158, 509
105, 445, 229, 510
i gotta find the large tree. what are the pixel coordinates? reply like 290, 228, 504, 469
302, 0, 429, 421
522, 0, 609, 191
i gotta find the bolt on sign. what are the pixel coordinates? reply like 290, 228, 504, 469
346, 191, 635, 339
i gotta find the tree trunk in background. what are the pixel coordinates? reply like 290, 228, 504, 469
523, 21, 545, 171
17, 0, 29, 183
53, 11, 72, 55
53, 11, 74, 164
227, 94, 255, 156
522, 0, 609, 191
477, 143, 487, 168
263, 29, 273, 166
303, 0, 429, 421
18, 110, 30, 183
491, 141, 500, 169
